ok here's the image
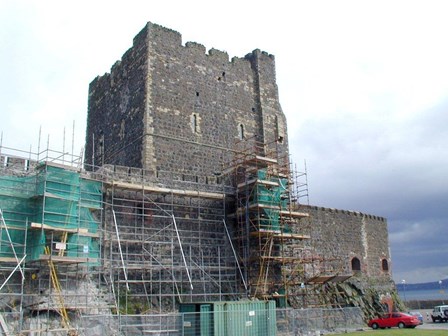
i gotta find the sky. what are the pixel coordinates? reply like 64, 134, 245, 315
1, 0, 447, 285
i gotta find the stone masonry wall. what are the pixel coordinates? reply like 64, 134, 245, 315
86, 22, 289, 181
303, 205, 392, 287
85, 27, 149, 169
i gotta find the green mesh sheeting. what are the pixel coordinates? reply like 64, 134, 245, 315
35, 165, 81, 201
0, 174, 35, 229
34, 198, 80, 229
0, 164, 102, 262
278, 178, 289, 210
253, 185, 282, 205
248, 170, 292, 232
67, 234, 100, 264
79, 207, 99, 233
0, 228, 26, 258
257, 169, 267, 180
26, 229, 46, 260
80, 179, 102, 209
259, 208, 280, 231
0, 175, 35, 199
0, 197, 35, 228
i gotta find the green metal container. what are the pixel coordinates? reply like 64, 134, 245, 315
179, 300, 276, 336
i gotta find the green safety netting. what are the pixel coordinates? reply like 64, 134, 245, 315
0, 228, 26, 257
67, 234, 100, 261
250, 169, 290, 232
0, 175, 35, 199
34, 197, 80, 229
80, 179, 102, 209
35, 165, 81, 200
0, 164, 102, 263
26, 229, 45, 260
259, 208, 280, 231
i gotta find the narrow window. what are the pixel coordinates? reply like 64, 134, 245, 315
275, 115, 285, 143
381, 259, 389, 271
351, 257, 361, 271
238, 124, 245, 140
98, 132, 105, 165
119, 119, 125, 140
191, 113, 199, 133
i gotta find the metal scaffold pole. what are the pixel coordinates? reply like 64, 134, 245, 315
172, 215, 193, 290
223, 219, 247, 292
112, 209, 129, 291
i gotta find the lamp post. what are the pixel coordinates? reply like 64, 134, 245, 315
402, 279, 407, 303
440, 280, 445, 304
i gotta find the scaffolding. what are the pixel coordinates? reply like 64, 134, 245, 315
0, 138, 352, 333
223, 138, 353, 309
0, 146, 104, 334
99, 165, 242, 315
223, 138, 313, 306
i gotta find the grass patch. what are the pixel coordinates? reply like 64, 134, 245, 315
333, 329, 447, 336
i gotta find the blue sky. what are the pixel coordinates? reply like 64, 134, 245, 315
1, 0, 447, 284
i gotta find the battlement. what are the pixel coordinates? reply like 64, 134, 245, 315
93, 22, 276, 85
302, 204, 386, 222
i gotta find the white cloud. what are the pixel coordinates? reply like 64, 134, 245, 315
1, 0, 448, 284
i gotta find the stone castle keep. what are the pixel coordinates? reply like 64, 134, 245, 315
0, 22, 395, 334
85, 22, 289, 175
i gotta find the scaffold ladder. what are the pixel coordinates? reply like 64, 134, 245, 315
44, 246, 71, 331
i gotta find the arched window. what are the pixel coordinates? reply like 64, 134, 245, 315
238, 124, 245, 140
351, 257, 361, 271
381, 259, 389, 271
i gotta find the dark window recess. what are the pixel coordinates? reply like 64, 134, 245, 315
196, 92, 199, 97
382, 259, 389, 271
238, 124, 245, 140
192, 114, 198, 133
218, 72, 226, 81
351, 257, 361, 271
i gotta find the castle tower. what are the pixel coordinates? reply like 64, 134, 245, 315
84, 21, 394, 310
85, 22, 288, 179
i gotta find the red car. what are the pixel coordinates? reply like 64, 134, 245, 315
368, 312, 420, 329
